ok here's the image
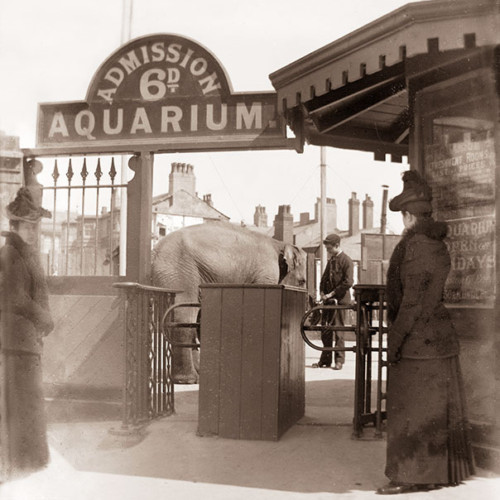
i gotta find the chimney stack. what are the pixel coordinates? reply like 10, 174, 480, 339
300, 212, 310, 225
381, 185, 389, 234
203, 194, 213, 207
362, 194, 374, 230
314, 197, 337, 231
254, 205, 268, 227
168, 162, 196, 196
273, 205, 294, 243
348, 192, 360, 236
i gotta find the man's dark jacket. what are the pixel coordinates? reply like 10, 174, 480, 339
320, 251, 354, 305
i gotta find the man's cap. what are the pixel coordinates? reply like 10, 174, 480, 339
389, 170, 433, 215
6, 187, 52, 223
323, 233, 341, 246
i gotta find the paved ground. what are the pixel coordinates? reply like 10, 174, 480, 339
2, 343, 499, 499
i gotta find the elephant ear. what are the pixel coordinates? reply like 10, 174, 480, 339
279, 244, 305, 285
283, 244, 300, 270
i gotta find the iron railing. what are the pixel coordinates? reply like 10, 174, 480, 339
113, 282, 179, 431
36, 155, 127, 276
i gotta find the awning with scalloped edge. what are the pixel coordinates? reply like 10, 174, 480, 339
269, 0, 500, 161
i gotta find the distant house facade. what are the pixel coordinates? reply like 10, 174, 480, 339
152, 162, 229, 245
248, 191, 400, 298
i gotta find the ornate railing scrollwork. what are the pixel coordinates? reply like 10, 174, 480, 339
113, 283, 179, 431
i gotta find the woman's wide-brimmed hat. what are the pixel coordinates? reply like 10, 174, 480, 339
6, 187, 52, 223
389, 170, 433, 215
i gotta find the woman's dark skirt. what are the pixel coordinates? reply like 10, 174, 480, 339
1, 351, 49, 479
385, 355, 475, 486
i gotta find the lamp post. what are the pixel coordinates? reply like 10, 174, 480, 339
320, 146, 327, 270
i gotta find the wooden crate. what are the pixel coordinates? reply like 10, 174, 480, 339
198, 284, 307, 441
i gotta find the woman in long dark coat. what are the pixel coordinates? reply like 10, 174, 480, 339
377, 171, 475, 495
0, 187, 53, 480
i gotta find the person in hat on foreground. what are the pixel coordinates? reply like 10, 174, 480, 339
313, 233, 353, 370
376, 171, 474, 495
0, 187, 54, 480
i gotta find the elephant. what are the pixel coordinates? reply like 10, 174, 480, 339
151, 221, 307, 384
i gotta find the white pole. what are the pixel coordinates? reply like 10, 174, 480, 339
121, 0, 133, 43
119, 0, 133, 276
320, 146, 327, 271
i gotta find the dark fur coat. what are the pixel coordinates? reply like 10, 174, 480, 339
0, 231, 53, 354
385, 218, 459, 362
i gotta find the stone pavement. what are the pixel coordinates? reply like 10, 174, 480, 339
2, 344, 499, 500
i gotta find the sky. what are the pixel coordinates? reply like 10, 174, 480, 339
0, 0, 422, 233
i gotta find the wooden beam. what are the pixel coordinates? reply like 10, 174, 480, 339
306, 122, 407, 148
385, 108, 411, 143
306, 129, 408, 157
310, 79, 406, 134
303, 61, 405, 115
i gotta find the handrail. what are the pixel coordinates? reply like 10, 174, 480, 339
113, 282, 183, 293
162, 302, 201, 348
300, 305, 357, 351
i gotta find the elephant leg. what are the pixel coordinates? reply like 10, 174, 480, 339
170, 306, 200, 384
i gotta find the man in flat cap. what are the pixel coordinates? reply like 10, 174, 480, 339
313, 233, 354, 370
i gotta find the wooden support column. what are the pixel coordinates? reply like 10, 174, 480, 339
126, 152, 153, 284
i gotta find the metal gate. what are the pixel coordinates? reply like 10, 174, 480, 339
301, 284, 388, 438
112, 283, 179, 431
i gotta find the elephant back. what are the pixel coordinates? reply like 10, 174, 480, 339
151, 222, 287, 288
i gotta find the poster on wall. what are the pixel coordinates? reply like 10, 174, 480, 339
425, 137, 495, 217
425, 137, 496, 307
443, 215, 495, 306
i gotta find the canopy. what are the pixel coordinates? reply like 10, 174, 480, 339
269, 0, 500, 161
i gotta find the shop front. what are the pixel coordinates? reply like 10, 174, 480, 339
269, 0, 500, 469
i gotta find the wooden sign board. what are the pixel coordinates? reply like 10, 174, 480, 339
36, 34, 296, 153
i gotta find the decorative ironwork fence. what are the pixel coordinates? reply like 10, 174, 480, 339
113, 283, 179, 430
37, 155, 128, 276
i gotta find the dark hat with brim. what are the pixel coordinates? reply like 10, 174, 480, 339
388, 192, 433, 214
323, 233, 341, 246
6, 187, 52, 223
389, 170, 433, 215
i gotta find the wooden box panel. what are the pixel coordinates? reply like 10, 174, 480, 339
198, 284, 306, 440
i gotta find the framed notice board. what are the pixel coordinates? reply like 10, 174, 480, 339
416, 68, 497, 308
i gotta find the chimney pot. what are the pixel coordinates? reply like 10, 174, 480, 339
273, 204, 294, 243
254, 205, 268, 227
203, 193, 213, 207
362, 194, 374, 230
315, 197, 337, 231
348, 192, 360, 236
168, 161, 196, 196
381, 185, 389, 234
300, 212, 310, 225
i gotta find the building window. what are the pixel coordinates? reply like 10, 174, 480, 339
417, 68, 496, 307
84, 223, 94, 239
